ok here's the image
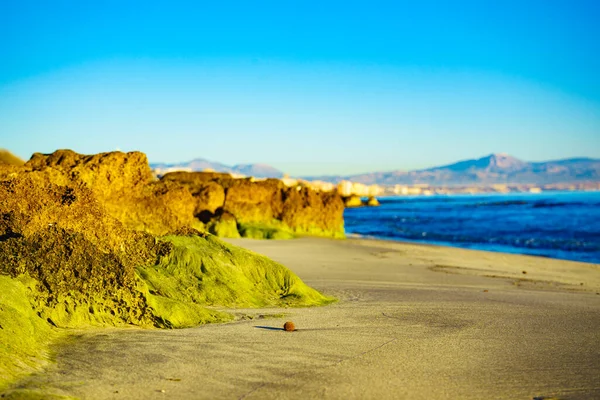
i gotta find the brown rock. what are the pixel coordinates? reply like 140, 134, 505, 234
283, 321, 296, 331
343, 194, 363, 208
366, 196, 380, 207
25, 150, 197, 235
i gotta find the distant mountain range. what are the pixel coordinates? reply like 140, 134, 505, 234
304, 154, 600, 186
151, 153, 600, 186
150, 158, 285, 179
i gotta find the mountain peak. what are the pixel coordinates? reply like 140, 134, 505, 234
485, 153, 526, 170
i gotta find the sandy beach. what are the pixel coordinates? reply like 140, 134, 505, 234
9, 238, 600, 399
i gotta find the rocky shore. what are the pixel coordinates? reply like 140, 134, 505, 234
0, 149, 335, 391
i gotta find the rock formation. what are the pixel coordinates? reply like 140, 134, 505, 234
343, 194, 363, 208
25, 150, 198, 235
366, 196, 380, 206
162, 171, 345, 238
0, 149, 336, 390
342, 194, 380, 208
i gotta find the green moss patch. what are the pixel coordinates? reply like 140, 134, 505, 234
207, 212, 241, 238
144, 292, 233, 329
138, 235, 334, 311
0, 275, 58, 392
238, 222, 296, 240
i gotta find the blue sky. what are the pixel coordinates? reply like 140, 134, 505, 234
1, 0, 599, 175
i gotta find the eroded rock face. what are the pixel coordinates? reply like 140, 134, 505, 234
161, 172, 226, 221
223, 178, 285, 224
17, 150, 345, 238
161, 171, 345, 238
280, 186, 344, 237
25, 150, 196, 235
27, 150, 154, 196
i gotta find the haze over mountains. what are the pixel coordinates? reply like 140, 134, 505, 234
311, 154, 600, 186
150, 159, 285, 179
154, 153, 600, 186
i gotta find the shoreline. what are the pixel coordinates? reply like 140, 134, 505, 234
233, 236, 600, 295
345, 231, 600, 265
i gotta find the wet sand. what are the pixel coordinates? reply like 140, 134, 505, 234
9, 238, 600, 399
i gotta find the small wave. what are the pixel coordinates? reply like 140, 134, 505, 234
344, 192, 600, 263
531, 201, 587, 209
366, 229, 600, 253
470, 200, 530, 208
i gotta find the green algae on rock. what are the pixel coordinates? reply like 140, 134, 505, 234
237, 222, 296, 240
0, 168, 333, 329
206, 211, 241, 238
0, 276, 57, 391
138, 234, 334, 310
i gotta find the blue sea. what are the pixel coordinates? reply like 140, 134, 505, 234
344, 192, 600, 264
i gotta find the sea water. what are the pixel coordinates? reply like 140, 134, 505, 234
343, 191, 600, 264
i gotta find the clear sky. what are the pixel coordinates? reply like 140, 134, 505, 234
1, 0, 599, 175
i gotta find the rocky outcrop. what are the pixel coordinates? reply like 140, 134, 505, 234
162, 171, 345, 238
0, 150, 336, 389
343, 194, 363, 208
343, 195, 380, 208
14, 150, 345, 239
206, 211, 241, 238
0, 161, 333, 312
366, 196, 380, 207
25, 150, 197, 235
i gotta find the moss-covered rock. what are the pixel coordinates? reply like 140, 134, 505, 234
0, 174, 163, 328
0, 275, 56, 391
138, 235, 333, 311
207, 211, 241, 238
238, 222, 295, 240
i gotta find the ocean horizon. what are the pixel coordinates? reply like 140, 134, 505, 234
344, 191, 600, 264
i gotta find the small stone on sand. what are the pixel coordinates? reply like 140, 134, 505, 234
283, 321, 295, 331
